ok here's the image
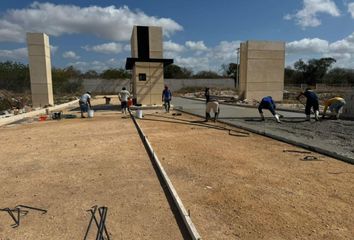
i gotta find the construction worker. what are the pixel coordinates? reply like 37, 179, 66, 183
118, 87, 130, 115
205, 98, 220, 122
322, 97, 346, 119
258, 96, 281, 123
162, 85, 172, 113
297, 88, 320, 121
79, 91, 92, 118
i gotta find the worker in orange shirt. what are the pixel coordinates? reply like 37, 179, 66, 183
322, 97, 346, 119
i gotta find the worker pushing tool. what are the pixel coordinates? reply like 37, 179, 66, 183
322, 97, 346, 119
258, 96, 281, 123
205, 98, 220, 122
297, 88, 320, 121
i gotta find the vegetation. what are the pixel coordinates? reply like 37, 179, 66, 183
0, 61, 30, 92
100, 68, 131, 79
163, 64, 192, 78
1, 57, 353, 96
0, 61, 133, 95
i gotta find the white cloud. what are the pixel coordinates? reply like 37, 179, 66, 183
62, 51, 80, 60
68, 58, 125, 73
168, 40, 241, 73
209, 41, 240, 61
286, 33, 354, 68
50, 45, 59, 54
123, 44, 131, 52
0, 2, 183, 43
348, 2, 354, 18
0, 45, 58, 61
174, 56, 210, 71
83, 42, 123, 54
0, 47, 27, 60
286, 38, 329, 53
185, 41, 208, 51
284, 0, 340, 28
164, 40, 185, 52
329, 32, 354, 53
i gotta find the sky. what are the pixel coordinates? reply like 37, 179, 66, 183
0, 0, 354, 74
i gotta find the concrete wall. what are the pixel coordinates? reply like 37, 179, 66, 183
27, 33, 54, 107
77, 78, 131, 93
342, 93, 354, 119
239, 41, 285, 101
132, 62, 164, 105
149, 27, 163, 58
164, 78, 235, 91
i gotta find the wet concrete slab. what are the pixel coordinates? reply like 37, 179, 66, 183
173, 97, 354, 163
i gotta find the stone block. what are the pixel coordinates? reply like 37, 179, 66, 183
239, 40, 285, 101
27, 33, 54, 107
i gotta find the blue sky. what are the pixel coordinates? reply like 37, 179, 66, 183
0, 0, 354, 73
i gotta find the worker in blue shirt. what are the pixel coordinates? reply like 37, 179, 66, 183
162, 85, 172, 113
297, 88, 319, 121
258, 96, 281, 123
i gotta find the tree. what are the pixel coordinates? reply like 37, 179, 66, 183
324, 68, 354, 85
221, 63, 238, 79
193, 70, 221, 79
100, 68, 131, 79
164, 64, 192, 78
293, 58, 336, 85
82, 70, 99, 78
52, 66, 83, 94
0, 61, 30, 92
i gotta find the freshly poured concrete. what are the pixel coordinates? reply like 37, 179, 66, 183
173, 97, 354, 161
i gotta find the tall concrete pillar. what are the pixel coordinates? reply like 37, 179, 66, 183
239, 41, 285, 101
126, 26, 173, 105
342, 93, 354, 119
27, 33, 54, 107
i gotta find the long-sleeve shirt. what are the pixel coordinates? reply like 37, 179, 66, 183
261, 96, 276, 109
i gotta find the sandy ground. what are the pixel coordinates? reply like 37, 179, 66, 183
0, 99, 184, 240
138, 112, 354, 240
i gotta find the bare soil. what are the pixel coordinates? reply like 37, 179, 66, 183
138, 112, 354, 240
0, 99, 184, 240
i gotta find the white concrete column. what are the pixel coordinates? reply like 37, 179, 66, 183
343, 93, 354, 119
27, 33, 54, 107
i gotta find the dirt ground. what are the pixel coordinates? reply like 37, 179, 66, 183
1, 97, 353, 239
138, 112, 354, 240
0, 99, 184, 240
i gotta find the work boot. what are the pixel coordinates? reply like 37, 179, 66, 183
205, 113, 210, 122
260, 113, 265, 121
306, 115, 311, 121
315, 111, 319, 121
214, 112, 219, 122
275, 114, 281, 123
335, 111, 340, 120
